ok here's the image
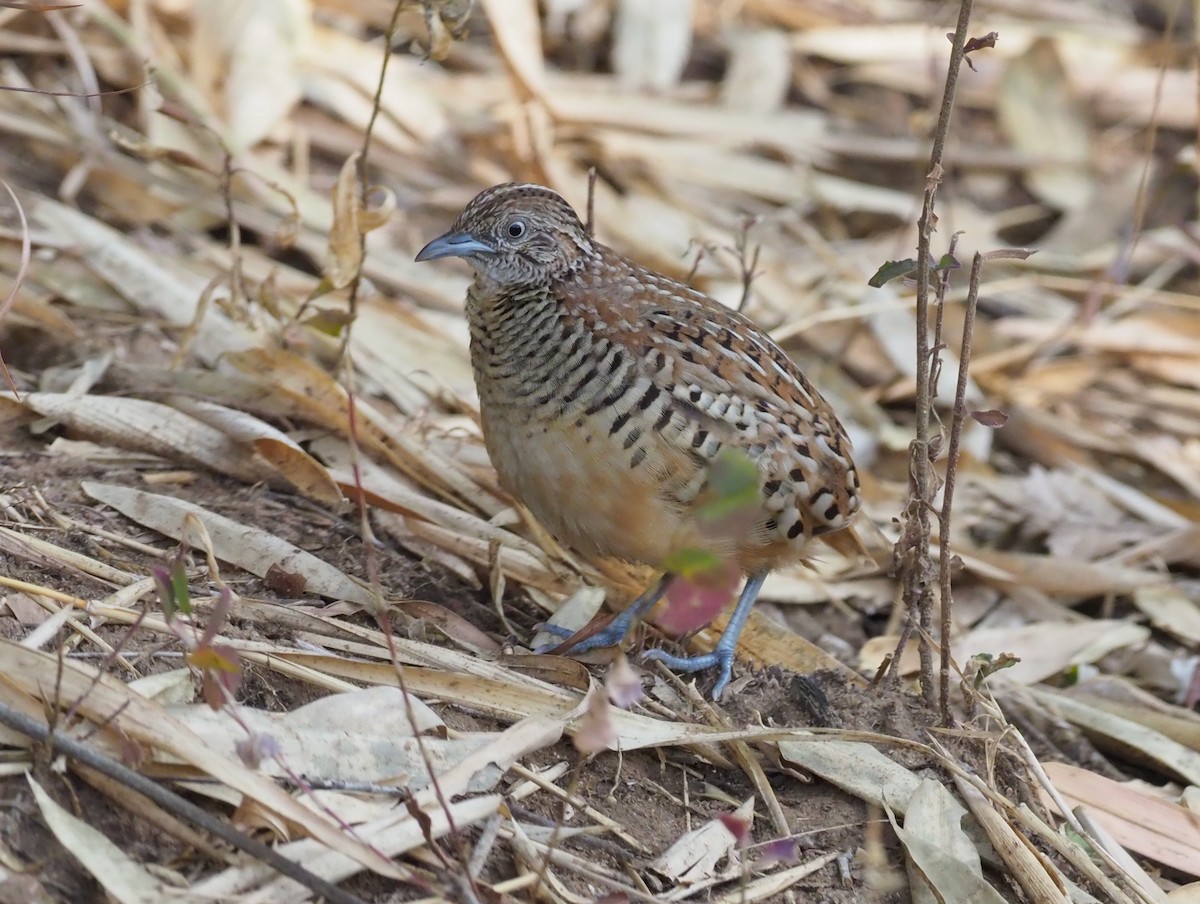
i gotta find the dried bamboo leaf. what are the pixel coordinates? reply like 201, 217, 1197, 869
28, 776, 180, 904
711, 851, 842, 903
166, 394, 345, 506
778, 738, 921, 814
1063, 678, 1200, 752
652, 796, 750, 884
81, 482, 374, 605
1026, 688, 1200, 786
2, 392, 274, 484
29, 198, 260, 365
192, 0, 310, 150
1045, 763, 1200, 880
611, 0, 693, 92
1132, 586, 1200, 646
477, 0, 548, 102
996, 38, 1093, 211
0, 640, 405, 879
952, 776, 1070, 904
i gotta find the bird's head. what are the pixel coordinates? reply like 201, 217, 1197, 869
415, 183, 596, 287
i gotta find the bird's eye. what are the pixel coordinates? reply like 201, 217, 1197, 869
506, 219, 527, 239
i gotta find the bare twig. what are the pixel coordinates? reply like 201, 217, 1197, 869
684, 241, 709, 285
0, 180, 29, 395
342, 0, 473, 888
888, 0, 975, 707
937, 251, 981, 724
0, 700, 371, 904
733, 217, 761, 314
937, 247, 1030, 723
585, 165, 597, 236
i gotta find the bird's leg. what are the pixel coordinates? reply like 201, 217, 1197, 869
642, 571, 768, 700
538, 575, 671, 653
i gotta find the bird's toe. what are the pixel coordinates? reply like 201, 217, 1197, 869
641, 648, 736, 699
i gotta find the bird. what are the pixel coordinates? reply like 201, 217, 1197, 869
416, 182, 861, 698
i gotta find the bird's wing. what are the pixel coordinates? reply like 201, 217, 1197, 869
559, 257, 860, 541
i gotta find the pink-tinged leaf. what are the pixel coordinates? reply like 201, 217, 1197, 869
198, 585, 233, 648
756, 836, 799, 868
200, 671, 224, 710
152, 566, 175, 620
606, 653, 644, 709
188, 644, 241, 675
658, 561, 740, 635
573, 686, 617, 755
970, 408, 1009, 428
719, 812, 752, 847
236, 732, 282, 769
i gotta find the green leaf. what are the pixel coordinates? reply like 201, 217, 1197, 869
934, 252, 961, 272
868, 258, 918, 288
969, 651, 1020, 688
170, 559, 192, 615
868, 253, 960, 288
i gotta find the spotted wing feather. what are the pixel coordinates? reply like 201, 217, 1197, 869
558, 252, 860, 553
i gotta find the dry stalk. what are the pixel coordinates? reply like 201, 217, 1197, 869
0, 180, 28, 395
585, 165, 597, 236
937, 249, 1032, 723
733, 217, 762, 314
888, 0, 974, 709
0, 700, 372, 904
935, 253, 979, 724
335, 0, 475, 891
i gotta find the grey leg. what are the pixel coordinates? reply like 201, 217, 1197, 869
642, 571, 767, 699
538, 575, 671, 653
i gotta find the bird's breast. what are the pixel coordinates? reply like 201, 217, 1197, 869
465, 284, 858, 571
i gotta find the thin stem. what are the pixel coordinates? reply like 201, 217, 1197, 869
893, 0, 975, 704
0, 701, 371, 904
938, 251, 982, 724
342, 0, 472, 884
585, 166, 597, 236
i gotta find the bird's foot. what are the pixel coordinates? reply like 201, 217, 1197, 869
535, 576, 671, 656
642, 646, 736, 700
534, 622, 575, 641
534, 611, 638, 655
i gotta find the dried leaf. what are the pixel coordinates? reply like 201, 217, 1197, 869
971, 408, 1009, 428
82, 482, 374, 605
573, 685, 617, 755
1045, 762, 1200, 877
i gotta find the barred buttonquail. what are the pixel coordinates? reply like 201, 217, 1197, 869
417, 183, 860, 698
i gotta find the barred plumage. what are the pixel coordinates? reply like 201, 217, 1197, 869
417, 182, 860, 697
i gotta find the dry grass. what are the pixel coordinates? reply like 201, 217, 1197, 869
0, 1, 1198, 901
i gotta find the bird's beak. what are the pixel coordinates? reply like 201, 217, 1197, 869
415, 230, 496, 262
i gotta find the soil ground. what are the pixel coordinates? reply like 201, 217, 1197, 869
0, 432, 957, 902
